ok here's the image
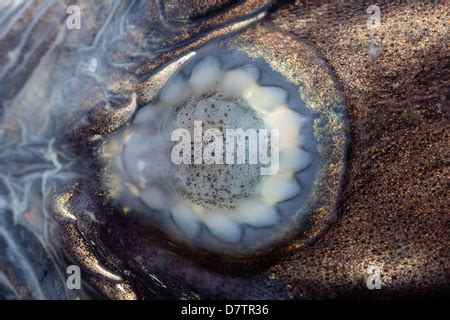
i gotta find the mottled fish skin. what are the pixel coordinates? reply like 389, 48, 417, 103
0, 0, 448, 299
0, 0, 272, 299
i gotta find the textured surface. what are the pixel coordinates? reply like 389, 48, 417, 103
0, 0, 447, 299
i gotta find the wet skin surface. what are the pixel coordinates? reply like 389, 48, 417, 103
0, 0, 448, 299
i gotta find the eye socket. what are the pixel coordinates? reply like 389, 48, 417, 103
99, 25, 348, 256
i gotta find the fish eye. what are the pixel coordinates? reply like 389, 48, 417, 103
98, 29, 348, 256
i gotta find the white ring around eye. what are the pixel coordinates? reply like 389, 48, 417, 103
117, 54, 317, 254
